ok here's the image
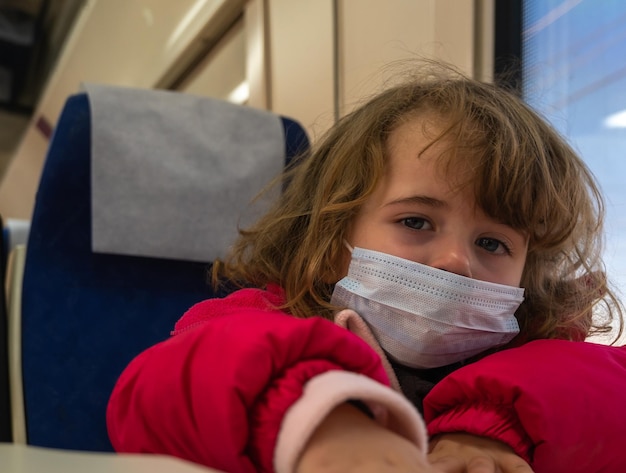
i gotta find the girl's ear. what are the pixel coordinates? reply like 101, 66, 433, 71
320, 240, 352, 284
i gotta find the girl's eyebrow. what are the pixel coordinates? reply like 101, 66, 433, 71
384, 195, 448, 208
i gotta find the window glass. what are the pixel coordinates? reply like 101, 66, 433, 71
523, 1, 626, 342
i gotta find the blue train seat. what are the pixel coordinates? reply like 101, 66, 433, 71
16, 86, 309, 451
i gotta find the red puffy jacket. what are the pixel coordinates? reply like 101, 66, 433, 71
423, 337, 626, 472
107, 286, 626, 473
107, 286, 427, 473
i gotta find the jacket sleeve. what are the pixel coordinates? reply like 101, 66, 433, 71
107, 297, 427, 473
423, 338, 626, 473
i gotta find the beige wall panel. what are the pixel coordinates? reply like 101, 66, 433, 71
434, 0, 475, 75
267, 0, 335, 141
244, 0, 269, 110
37, 0, 235, 133
0, 132, 49, 220
178, 19, 247, 102
475, 0, 495, 82
0, 0, 238, 220
338, 0, 474, 115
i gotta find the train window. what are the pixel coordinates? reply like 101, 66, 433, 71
502, 1, 626, 342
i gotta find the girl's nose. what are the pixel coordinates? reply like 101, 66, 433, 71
426, 239, 473, 278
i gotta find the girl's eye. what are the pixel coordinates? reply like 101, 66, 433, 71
402, 217, 432, 230
476, 237, 510, 255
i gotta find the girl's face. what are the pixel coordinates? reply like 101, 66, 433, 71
346, 116, 528, 286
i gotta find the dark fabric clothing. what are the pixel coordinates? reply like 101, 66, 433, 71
388, 357, 462, 413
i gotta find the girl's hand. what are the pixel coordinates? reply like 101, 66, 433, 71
428, 433, 535, 473
296, 403, 434, 473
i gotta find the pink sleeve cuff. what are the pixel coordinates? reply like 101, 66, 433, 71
274, 370, 428, 473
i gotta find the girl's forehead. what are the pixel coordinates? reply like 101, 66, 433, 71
380, 137, 472, 208
387, 114, 474, 183
383, 113, 523, 227
390, 110, 444, 141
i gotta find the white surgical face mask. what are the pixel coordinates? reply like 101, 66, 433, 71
331, 246, 524, 369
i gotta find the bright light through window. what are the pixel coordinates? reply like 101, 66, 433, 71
523, 0, 626, 344
604, 109, 626, 129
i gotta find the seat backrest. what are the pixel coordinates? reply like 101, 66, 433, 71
18, 88, 309, 451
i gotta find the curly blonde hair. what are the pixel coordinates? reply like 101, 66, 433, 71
214, 64, 623, 343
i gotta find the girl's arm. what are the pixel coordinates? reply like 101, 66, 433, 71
107, 295, 427, 473
423, 339, 626, 473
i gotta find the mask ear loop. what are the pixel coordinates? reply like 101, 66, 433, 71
343, 240, 354, 253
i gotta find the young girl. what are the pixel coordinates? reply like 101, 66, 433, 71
107, 64, 626, 473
